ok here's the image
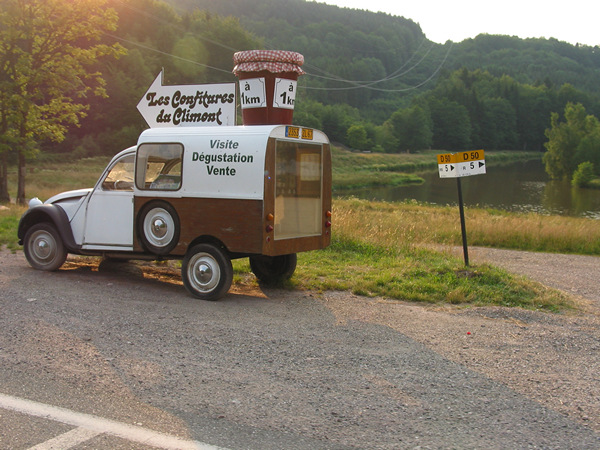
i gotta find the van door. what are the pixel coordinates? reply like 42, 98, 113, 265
82, 154, 135, 249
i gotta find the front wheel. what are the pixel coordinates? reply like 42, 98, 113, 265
23, 223, 67, 271
182, 244, 233, 301
249, 254, 297, 284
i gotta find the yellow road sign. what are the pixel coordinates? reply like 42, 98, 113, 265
437, 153, 455, 164
438, 150, 486, 178
455, 150, 484, 162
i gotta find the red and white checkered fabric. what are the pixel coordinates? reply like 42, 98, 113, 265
233, 50, 305, 75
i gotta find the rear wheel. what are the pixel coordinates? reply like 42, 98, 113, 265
23, 223, 67, 271
182, 243, 233, 301
249, 254, 297, 284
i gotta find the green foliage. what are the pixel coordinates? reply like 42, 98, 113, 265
0, 0, 125, 202
429, 98, 472, 150
4, 0, 600, 165
67, 3, 262, 156
346, 124, 369, 151
572, 162, 595, 187
387, 105, 433, 152
543, 103, 600, 180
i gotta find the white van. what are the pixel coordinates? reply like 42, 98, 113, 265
18, 125, 332, 300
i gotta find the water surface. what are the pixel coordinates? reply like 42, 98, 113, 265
339, 160, 600, 219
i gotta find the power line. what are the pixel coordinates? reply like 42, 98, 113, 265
300, 42, 453, 93
301, 38, 435, 88
102, 32, 234, 75
105, 2, 451, 93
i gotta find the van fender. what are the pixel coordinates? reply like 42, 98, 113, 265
18, 204, 80, 252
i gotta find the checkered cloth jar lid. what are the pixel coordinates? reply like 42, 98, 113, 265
233, 50, 305, 75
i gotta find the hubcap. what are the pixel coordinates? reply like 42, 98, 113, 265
196, 263, 213, 284
152, 218, 167, 238
188, 253, 220, 293
143, 208, 174, 247
31, 231, 56, 262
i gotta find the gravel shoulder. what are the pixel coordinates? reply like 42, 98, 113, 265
1, 247, 599, 448
319, 247, 600, 433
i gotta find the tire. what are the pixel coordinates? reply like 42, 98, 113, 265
138, 201, 180, 255
249, 253, 297, 284
23, 223, 67, 271
182, 243, 233, 301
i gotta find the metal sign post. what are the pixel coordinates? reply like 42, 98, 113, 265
437, 151, 486, 267
456, 177, 469, 266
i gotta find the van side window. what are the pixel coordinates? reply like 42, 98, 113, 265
102, 154, 135, 191
135, 143, 183, 190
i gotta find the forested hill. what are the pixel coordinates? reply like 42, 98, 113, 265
170, 0, 600, 101
57, 0, 600, 157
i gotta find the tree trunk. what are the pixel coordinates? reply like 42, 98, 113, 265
17, 151, 26, 205
0, 153, 9, 203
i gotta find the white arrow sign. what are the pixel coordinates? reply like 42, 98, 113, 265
457, 159, 486, 177
137, 71, 236, 128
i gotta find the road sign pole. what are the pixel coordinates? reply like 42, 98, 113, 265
456, 177, 469, 267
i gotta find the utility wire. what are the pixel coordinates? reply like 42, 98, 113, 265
105, 1, 451, 93
300, 42, 453, 93
301, 38, 435, 88
102, 32, 234, 75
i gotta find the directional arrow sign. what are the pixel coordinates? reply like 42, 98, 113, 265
438, 153, 458, 178
438, 150, 486, 178
457, 159, 486, 177
137, 71, 236, 128
455, 150, 486, 177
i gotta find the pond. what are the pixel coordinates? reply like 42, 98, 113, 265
339, 159, 600, 219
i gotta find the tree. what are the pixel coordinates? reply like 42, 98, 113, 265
429, 99, 472, 150
346, 124, 368, 150
574, 127, 600, 175
0, 0, 124, 203
543, 103, 599, 180
388, 105, 432, 152
480, 98, 518, 149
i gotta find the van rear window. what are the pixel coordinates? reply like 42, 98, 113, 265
274, 141, 323, 240
135, 143, 183, 190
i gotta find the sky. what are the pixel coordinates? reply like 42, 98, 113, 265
315, 0, 599, 47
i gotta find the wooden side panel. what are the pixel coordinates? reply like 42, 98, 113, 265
134, 197, 263, 255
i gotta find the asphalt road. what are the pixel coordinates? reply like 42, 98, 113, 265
1, 250, 599, 449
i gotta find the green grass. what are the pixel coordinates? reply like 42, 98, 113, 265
228, 234, 574, 312
0, 205, 22, 252
295, 237, 572, 311
6, 156, 111, 201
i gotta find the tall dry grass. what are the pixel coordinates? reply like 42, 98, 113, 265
334, 197, 600, 255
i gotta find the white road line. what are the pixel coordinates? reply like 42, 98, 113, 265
28, 427, 101, 450
0, 393, 227, 450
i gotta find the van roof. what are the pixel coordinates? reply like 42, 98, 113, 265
139, 125, 282, 138
138, 125, 329, 144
